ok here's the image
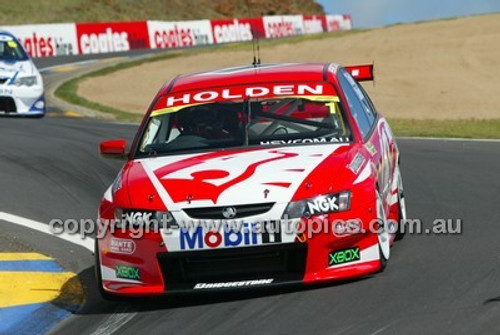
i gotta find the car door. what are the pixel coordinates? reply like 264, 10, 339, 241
338, 68, 397, 204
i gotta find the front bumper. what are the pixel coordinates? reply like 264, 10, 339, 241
97, 222, 382, 297
157, 243, 307, 292
97, 183, 383, 297
0, 84, 45, 116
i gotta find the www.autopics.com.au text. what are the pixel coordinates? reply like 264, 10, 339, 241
48, 216, 462, 240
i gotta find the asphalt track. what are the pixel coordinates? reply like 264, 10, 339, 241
1, 55, 499, 334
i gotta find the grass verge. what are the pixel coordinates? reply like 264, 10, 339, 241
55, 31, 500, 138
388, 118, 500, 139
55, 52, 185, 122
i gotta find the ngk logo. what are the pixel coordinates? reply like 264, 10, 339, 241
307, 195, 339, 215
79, 28, 129, 54
213, 19, 253, 43
122, 211, 153, 226
153, 26, 193, 48
266, 21, 294, 38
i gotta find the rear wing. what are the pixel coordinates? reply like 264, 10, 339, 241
345, 64, 374, 82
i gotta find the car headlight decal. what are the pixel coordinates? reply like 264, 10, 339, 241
12, 75, 38, 87
114, 209, 178, 230
111, 172, 122, 195
283, 191, 351, 219
29, 96, 45, 112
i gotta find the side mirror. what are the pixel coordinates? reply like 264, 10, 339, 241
99, 140, 127, 159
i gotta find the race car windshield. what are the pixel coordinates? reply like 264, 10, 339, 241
137, 97, 352, 156
0, 40, 28, 61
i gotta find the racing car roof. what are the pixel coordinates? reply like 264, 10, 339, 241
0, 31, 17, 40
163, 62, 340, 95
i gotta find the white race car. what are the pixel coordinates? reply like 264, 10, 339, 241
0, 31, 44, 117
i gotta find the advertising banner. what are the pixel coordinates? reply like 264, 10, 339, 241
210, 17, 265, 44
0, 23, 78, 57
263, 15, 305, 38
1, 13, 352, 58
148, 20, 214, 49
76, 21, 149, 54
303, 15, 326, 34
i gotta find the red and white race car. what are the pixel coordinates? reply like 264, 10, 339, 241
96, 62, 406, 297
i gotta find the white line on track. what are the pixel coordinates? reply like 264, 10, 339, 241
0, 211, 139, 334
398, 136, 500, 143
38, 59, 99, 72
0, 211, 94, 252
90, 305, 137, 335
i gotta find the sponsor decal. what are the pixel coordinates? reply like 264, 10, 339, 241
194, 278, 274, 289
157, 150, 298, 204
348, 153, 365, 174
115, 264, 141, 280
0, 88, 14, 96
153, 83, 333, 113
365, 142, 377, 156
121, 211, 154, 226
328, 63, 340, 74
333, 219, 363, 236
179, 222, 281, 250
377, 122, 394, 195
222, 207, 237, 219
110, 238, 136, 254
307, 194, 339, 215
260, 137, 349, 145
328, 247, 360, 266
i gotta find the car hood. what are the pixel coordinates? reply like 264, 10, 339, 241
0, 60, 36, 79
128, 144, 352, 209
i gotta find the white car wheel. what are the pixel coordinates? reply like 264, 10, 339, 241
395, 166, 407, 240
377, 191, 390, 267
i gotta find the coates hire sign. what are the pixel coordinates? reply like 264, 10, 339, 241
147, 20, 214, 49
0, 14, 352, 58
76, 21, 150, 54
1, 23, 79, 57
210, 18, 265, 43
263, 15, 305, 38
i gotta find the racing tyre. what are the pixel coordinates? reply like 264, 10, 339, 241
29, 114, 45, 119
376, 190, 390, 271
94, 238, 115, 301
395, 166, 407, 241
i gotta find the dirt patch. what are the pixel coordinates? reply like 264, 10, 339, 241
78, 14, 500, 119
